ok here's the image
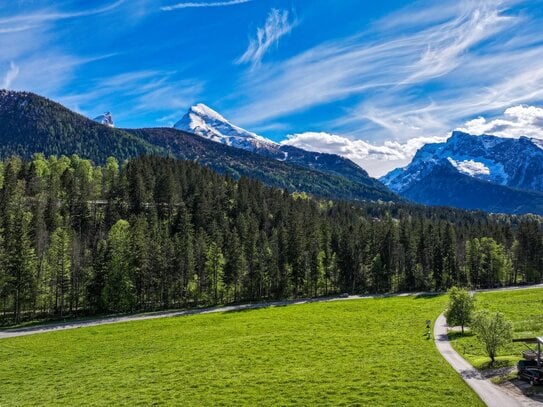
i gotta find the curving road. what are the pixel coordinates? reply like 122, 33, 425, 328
434, 313, 527, 407
434, 283, 543, 407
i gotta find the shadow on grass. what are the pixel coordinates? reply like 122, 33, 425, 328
477, 359, 512, 370
221, 306, 273, 314
414, 292, 443, 299
448, 331, 475, 340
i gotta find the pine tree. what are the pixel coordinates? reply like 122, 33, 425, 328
4, 181, 37, 323
45, 226, 71, 316
205, 241, 225, 304
103, 220, 135, 312
224, 228, 247, 303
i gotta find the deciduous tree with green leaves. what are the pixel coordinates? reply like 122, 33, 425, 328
445, 286, 475, 334
471, 310, 513, 366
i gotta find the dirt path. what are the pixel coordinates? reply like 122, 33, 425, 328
2, 284, 541, 341
434, 283, 543, 407
434, 313, 529, 407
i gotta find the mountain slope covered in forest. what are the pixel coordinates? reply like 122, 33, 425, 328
174, 103, 388, 192
0, 90, 158, 162
0, 90, 396, 202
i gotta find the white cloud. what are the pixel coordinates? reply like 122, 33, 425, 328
238, 9, 296, 67
279, 104, 543, 177
458, 105, 543, 139
0, 1, 126, 25
1, 62, 19, 89
281, 132, 447, 177
161, 0, 252, 11
232, 0, 515, 129
0, 26, 35, 34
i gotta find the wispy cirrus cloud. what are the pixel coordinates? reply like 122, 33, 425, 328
58, 69, 203, 127
349, 51, 543, 144
238, 8, 297, 67
0, 0, 125, 25
226, 0, 543, 166
0, 1, 147, 99
161, 0, 252, 11
232, 0, 517, 130
1, 62, 19, 89
0, 26, 35, 34
399, 4, 510, 84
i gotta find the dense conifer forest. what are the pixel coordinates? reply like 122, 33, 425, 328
0, 154, 541, 324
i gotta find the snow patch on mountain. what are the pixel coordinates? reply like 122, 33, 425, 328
532, 138, 543, 150
447, 158, 489, 177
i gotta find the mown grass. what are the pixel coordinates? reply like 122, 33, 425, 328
0, 295, 483, 406
450, 288, 543, 370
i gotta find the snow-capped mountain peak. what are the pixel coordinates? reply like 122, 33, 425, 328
171, 103, 391, 195
174, 103, 279, 154
381, 131, 543, 194
93, 112, 114, 127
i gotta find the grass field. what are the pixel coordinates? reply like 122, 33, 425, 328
450, 288, 543, 370
0, 295, 483, 406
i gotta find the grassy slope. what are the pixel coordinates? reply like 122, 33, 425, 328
0, 296, 482, 406
450, 288, 543, 369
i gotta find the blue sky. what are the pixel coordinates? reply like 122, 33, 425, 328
2, 0, 543, 176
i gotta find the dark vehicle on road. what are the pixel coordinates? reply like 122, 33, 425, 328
517, 359, 539, 373
518, 368, 543, 385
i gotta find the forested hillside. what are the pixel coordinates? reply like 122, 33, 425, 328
132, 127, 396, 201
0, 90, 396, 203
0, 154, 541, 324
0, 90, 160, 162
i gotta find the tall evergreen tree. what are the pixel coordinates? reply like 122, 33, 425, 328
103, 220, 135, 312
45, 226, 71, 316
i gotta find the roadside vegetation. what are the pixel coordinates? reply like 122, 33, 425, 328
0, 295, 483, 406
449, 288, 543, 369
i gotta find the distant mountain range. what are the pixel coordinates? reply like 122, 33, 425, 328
3, 89, 542, 215
0, 90, 396, 203
174, 103, 385, 190
381, 131, 543, 215
174, 103, 543, 215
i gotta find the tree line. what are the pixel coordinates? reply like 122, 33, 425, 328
0, 154, 541, 324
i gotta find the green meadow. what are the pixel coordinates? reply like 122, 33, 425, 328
450, 288, 543, 369
0, 296, 483, 406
